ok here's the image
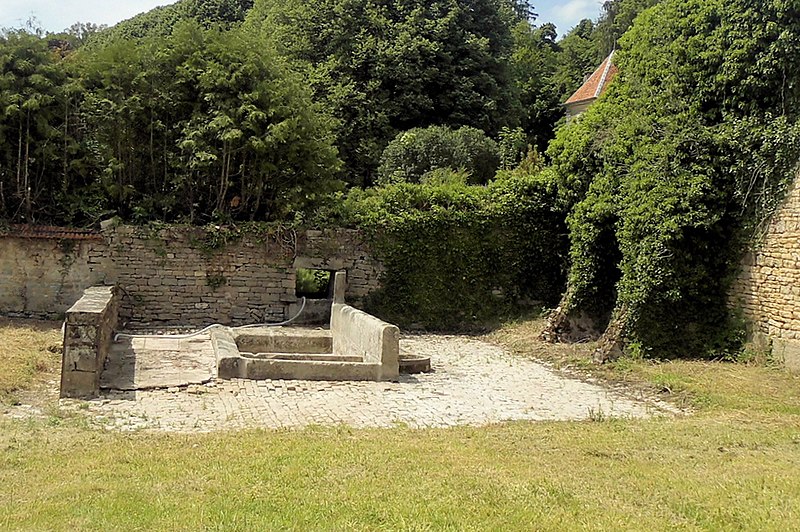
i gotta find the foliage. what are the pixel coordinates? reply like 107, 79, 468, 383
377, 126, 500, 186
338, 174, 567, 330
591, 0, 661, 58
86, 0, 254, 46
0, 28, 76, 223
248, 0, 520, 185
296, 268, 332, 298
0, 1, 643, 227
497, 126, 529, 170
550, 0, 660, 103
546, 0, 800, 358
0, 22, 342, 225
508, 21, 563, 149
550, 19, 598, 101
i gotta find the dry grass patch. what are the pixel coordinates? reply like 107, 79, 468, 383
0, 319, 62, 404
487, 315, 597, 368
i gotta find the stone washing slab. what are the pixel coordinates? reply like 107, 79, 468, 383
100, 334, 216, 390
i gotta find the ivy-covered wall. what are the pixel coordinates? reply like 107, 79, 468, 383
344, 175, 568, 330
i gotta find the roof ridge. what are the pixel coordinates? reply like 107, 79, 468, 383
593, 50, 616, 99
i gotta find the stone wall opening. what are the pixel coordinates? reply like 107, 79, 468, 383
295, 268, 334, 299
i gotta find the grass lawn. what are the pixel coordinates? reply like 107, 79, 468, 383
2, 319, 800, 530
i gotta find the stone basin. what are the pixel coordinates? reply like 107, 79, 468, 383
212, 303, 400, 382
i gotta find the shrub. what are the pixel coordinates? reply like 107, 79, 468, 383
341, 173, 567, 330
377, 126, 500, 186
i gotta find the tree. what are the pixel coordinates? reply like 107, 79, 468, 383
510, 0, 538, 21
591, 0, 661, 59
377, 126, 500, 185
75, 21, 342, 223
248, 0, 520, 186
86, 0, 254, 46
551, 19, 597, 101
0, 29, 77, 222
510, 20, 562, 148
545, 0, 800, 359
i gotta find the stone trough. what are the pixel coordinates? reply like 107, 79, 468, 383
212, 302, 401, 382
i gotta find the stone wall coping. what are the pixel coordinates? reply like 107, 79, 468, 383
66, 286, 116, 316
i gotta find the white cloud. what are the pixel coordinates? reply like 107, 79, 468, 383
0, 0, 179, 33
555, 0, 601, 22
536, 0, 602, 38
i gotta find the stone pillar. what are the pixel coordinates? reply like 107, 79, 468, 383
332, 270, 348, 304
60, 286, 119, 398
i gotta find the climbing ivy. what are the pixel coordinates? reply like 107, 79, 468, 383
546, 0, 800, 359
335, 172, 567, 330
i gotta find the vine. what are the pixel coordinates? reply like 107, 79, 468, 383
544, 0, 800, 359
336, 172, 568, 330
190, 221, 298, 258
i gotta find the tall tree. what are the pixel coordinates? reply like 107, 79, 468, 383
86, 0, 254, 46
592, 0, 660, 59
551, 19, 597, 101
248, 0, 520, 186
77, 21, 341, 223
511, 20, 562, 148
0, 29, 77, 223
545, 0, 800, 359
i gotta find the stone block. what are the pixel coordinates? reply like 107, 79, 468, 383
64, 345, 100, 372
772, 338, 800, 372
60, 370, 99, 399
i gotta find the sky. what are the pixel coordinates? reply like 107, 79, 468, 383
0, 0, 602, 38
536, 0, 603, 36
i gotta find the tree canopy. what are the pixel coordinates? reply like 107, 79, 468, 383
545, 0, 800, 358
0, 21, 341, 225
246, 0, 521, 185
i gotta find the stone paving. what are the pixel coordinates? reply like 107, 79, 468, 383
101, 333, 216, 390
56, 335, 678, 432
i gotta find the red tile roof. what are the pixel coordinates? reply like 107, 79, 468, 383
564, 51, 618, 106
3, 224, 103, 241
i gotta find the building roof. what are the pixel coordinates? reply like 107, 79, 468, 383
564, 51, 618, 106
2, 224, 103, 241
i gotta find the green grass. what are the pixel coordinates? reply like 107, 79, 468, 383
2, 319, 800, 530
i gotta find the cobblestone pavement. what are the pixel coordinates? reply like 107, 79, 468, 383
52, 335, 678, 432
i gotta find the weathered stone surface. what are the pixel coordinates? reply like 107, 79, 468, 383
100, 335, 216, 390
772, 338, 800, 372
55, 335, 681, 432
61, 285, 119, 398
0, 226, 383, 327
732, 172, 800, 371
331, 303, 399, 381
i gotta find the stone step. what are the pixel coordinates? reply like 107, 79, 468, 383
235, 330, 332, 355
243, 352, 362, 362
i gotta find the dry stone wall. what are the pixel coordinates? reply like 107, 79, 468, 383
61, 286, 120, 398
0, 231, 106, 319
732, 174, 800, 369
0, 225, 383, 327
